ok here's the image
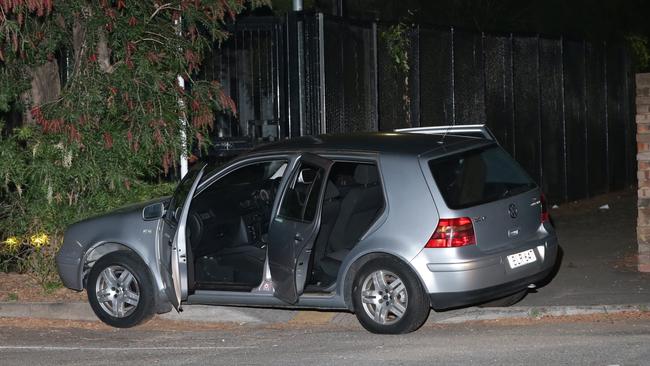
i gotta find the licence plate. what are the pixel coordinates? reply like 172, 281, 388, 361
507, 249, 537, 269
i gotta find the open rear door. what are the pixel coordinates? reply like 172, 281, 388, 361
160, 165, 205, 311
267, 153, 333, 304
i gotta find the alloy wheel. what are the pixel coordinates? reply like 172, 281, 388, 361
360, 269, 408, 325
95, 265, 140, 318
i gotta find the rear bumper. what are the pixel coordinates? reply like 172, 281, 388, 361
428, 266, 553, 309
410, 231, 559, 309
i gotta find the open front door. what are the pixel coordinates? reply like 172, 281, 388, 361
160, 165, 205, 311
267, 153, 333, 304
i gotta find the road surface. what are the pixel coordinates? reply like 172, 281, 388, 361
0, 312, 648, 365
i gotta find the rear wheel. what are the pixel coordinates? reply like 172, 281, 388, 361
352, 257, 430, 334
87, 251, 155, 328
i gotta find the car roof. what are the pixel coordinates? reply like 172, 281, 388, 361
252, 132, 491, 157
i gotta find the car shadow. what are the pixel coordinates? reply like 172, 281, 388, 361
531, 244, 564, 290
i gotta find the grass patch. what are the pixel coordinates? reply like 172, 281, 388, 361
42, 280, 63, 294
529, 308, 541, 318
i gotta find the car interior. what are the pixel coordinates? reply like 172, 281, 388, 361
185, 159, 384, 294
187, 160, 287, 292
306, 162, 384, 291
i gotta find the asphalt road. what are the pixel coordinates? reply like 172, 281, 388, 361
1, 313, 649, 365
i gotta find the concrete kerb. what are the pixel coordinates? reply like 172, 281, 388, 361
1, 302, 648, 326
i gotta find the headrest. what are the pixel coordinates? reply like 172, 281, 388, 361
324, 181, 340, 200
336, 174, 354, 187
353, 165, 379, 185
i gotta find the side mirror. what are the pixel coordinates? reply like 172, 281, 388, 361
142, 202, 166, 221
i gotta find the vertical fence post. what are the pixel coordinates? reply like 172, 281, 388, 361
372, 21, 379, 131
450, 27, 456, 125
318, 13, 326, 134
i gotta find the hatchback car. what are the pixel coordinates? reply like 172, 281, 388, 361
56, 125, 558, 334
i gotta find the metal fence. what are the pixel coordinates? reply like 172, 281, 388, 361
202, 13, 636, 203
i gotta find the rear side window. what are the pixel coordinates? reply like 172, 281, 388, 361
429, 146, 536, 209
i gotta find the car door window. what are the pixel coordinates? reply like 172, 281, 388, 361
279, 162, 325, 223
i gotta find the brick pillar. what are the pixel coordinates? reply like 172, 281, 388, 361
637, 73, 650, 272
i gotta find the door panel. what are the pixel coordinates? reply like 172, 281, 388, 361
268, 153, 333, 304
160, 165, 205, 310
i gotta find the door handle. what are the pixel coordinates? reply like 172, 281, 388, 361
294, 234, 303, 242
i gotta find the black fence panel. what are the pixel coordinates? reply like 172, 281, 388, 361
585, 42, 609, 196
419, 28, 454, 127
483, 35, 515, 154
539, 38, 567, 202
301, 14, 323, 136
198, 13, 636, 204
512, 36, 542, 184
453, 29, 486, 125
323, 17, 378, 133
323, 19, 345, 133
606, 45, 627, 191
563, 40, 589, 201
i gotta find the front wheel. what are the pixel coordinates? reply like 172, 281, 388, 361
352, 257, 430, 334
87, 251, 155, 328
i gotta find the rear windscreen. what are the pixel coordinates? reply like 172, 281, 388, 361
429, 146, 537, 209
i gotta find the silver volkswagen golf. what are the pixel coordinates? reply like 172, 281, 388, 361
56, 125, 558, 334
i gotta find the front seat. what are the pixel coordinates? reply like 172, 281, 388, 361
319, 164, 383, 277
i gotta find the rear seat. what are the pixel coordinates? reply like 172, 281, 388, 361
319, 165, 383, 277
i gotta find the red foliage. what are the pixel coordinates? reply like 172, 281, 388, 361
0, 0, 53, 18
122, 92, 134, 110
103, 132, 113, 149
184, 49, 199, 74
32, 106, 83, 144
146, 52, 162, 64
190, 99, 200, 112
162, 151, 174, 175
218, 89, 237, 115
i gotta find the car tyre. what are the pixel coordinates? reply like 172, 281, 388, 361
87, 251, 155, 328
352, 256, 430, 334
478, 289, 528, 308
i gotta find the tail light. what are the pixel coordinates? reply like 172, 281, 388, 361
425, 217, 476, 248
541, 194, 549, 223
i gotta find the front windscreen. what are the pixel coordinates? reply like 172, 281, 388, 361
429, 146, 537, 209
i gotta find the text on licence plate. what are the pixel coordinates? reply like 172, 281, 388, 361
507, 249, 537, 269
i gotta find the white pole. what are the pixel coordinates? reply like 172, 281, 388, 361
293, 0, 303, 11
175, 18, 189, 179
177, 75, 189, 179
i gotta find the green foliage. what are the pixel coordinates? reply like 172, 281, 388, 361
0, 1, 268, 277
626, 34, 650, 72
381, 23, 411, 74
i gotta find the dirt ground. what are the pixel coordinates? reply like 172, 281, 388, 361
0, 272, 85, 302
